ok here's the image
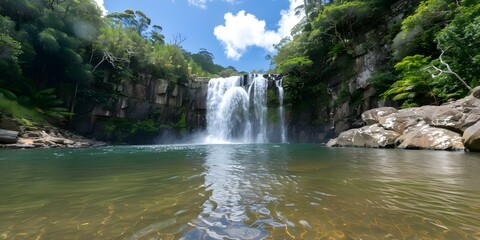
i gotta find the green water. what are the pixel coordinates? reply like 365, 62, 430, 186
0, 144, 479, 239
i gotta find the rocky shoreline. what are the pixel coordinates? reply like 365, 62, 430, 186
0, 126, 106, 150
328, 87, 480, 152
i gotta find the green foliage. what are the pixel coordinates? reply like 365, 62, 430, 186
402, 0, 455, 31
310, 1, 372, 43
0, 94, 45, 125
392, 0, 456, 59
97, 117, 167, 143
367, 71, 396, 94
18, 87, 72, 121
436, 4, 480, 89
278, 56, 313, 76
381, 55, 434, 108
274, 0, 479, 112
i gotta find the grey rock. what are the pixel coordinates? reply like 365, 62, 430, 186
462, 121, 480, 152
3, 143, 35, 149
20, 131, 41, 138
361, 107, 397, 125
428, 106, 465, 132
326, 138, 338, 147
397, 125, 464, 151
328, 124, 400, 148
379, 106, 432, 134
471, 86, 480, 99
0, 129, 19, 144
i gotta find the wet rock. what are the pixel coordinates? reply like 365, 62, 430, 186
396, 124, 464, 151
463, 121, 480, 152
361, 107, 397, 125
328, 124, 400, 148
0, 129, 19, 144
326, 138, 337, 147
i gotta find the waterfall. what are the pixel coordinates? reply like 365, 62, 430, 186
275, 78, 287, 143
205, 75, 286, 144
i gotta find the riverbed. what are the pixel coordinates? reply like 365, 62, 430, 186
0, 144, 479, 239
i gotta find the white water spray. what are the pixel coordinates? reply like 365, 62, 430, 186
205, 75, 286, 143
275, 78, 287, 143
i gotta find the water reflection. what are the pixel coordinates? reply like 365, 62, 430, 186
0, 145, 479, 239
183, 145, 273, 239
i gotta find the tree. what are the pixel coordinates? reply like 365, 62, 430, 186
150, 25, 165, 45
107, 10, 152, 36
381, 55, 436, 108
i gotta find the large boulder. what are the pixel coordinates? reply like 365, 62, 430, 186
428, 106, 465, 132
462, 121, 480, 152
327, 124, 400, 148
361, 107, 397, 125
0, 129, 19, 144
396, 124, 464, 150
379, 107, 431, 134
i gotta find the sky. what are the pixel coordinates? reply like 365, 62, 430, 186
96, 0, 304, 72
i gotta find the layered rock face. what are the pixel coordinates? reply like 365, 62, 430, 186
328, 87, 480, 151
72, 76, 210, 140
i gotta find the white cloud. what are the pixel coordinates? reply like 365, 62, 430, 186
188, 0, 207, 9
214, 0, 304, 60
94, 0, 108, 15
214, 11, 281, 60
278, 0, 304, 38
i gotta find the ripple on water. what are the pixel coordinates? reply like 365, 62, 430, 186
185, 217, 269, 240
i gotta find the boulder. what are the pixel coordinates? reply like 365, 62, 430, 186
0, 118, 20, 131
379, 106, 432, 134
428, 106, 465, 132
327, 124, 400, 148
0, 129, 19, 144
361, 107, 397, 125
396, 124, 464, 151
471, 86, 480, 99
462, 121, 480, 152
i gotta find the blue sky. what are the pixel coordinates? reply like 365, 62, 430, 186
97, 0, 303, 72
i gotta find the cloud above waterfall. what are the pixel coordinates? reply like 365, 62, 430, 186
214, 0, 304, 60
94, 0, 107, 15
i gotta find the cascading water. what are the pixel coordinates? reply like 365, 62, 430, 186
205, 75, 286, 143
275, 78, 287, 143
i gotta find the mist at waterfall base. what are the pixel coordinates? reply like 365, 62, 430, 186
156, 75, 287, 145
205, 75, 286, 144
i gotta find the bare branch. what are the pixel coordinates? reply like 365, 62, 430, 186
428, 47, 472, 91
170, 33, 186, 47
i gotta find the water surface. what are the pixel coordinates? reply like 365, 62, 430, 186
0, 144, 479, 239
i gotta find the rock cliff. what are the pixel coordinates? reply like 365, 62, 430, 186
72, 75, 209, 142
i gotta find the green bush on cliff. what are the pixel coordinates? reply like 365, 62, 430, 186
273, 0, 479, 112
